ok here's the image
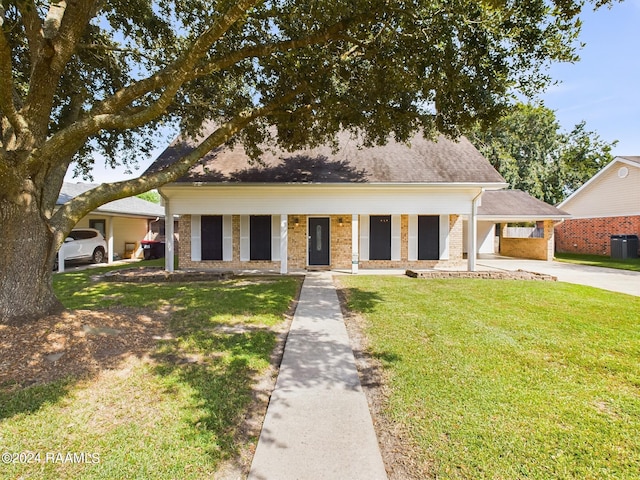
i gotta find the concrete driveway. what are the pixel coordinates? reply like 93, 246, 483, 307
476, 256, 640, 297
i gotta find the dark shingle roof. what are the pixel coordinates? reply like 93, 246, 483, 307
478, 190, 570, 219
146, 125, 506, 185
58, 183, 164, 218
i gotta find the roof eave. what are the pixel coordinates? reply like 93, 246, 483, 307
93, 208, 164, 218
477, 215, 571, 221
160, 181, 508, 189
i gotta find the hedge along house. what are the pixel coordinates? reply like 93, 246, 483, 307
146, 127, 514, 274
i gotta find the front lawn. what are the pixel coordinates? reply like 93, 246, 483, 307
339, 276, 640, 479
1, 264, 301, 479
555, 252, 640, 272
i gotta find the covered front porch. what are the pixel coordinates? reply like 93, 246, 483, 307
159, 183, 495, 274
165, 213, 472, 274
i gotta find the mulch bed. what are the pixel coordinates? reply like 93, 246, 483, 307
99, 266, 233, 283
406, 269, 557, 281
0, 309, 167, 389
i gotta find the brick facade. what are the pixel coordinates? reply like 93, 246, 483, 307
500, 220, 555, 261
555, 216, 640, 256
360, 214, 465, 269
178, 214, 467, 271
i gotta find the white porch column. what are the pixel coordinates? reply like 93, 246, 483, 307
468, 190, 483, 272
280, 214, 288, 274
164, 199, 175, 272
351, 214, 359, 274
107, 218, 114, 264
58, 247, 65, 272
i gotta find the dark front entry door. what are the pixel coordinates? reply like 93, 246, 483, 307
309, 217, 330, 266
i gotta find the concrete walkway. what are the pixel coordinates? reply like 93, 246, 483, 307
476, 257, 640, 297
248, 273, 387, 480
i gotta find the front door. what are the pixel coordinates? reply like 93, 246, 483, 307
308, 217, 330, 266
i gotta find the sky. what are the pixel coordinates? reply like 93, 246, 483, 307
67, 0, 640, 184
539, 0, 640, 157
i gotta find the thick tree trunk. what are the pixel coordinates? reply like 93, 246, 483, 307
0, 197, 64, 323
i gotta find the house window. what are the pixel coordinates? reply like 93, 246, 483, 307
370, 215, 391, 260
89, 219, 106, 237
150, 219, 165, 236
201, 215, 223, 260
250, 215, 272, 260
418, 215, 440, 260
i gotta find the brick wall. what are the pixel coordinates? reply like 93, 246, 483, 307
359, 214, 465, 269
179, 215, 280, 270
178, 213, 466, 271
500, 220, 555, 261
287, 215, 307, 269
555, 216, 640, 256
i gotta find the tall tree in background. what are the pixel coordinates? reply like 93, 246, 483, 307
0, 1, 615, 322
468, 103, 616, 205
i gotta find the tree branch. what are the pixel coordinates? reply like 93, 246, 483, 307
0, 29, 29, 139
194, 19, 352, 77
43, 0, 67, 39
34, 0, 265, 167
50, 87, 303, 234
92, 0, 264, 117
41, 16, 352, 168
15, 0, 45, 61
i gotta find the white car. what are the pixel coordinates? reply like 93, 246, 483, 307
54, 228, 108, 269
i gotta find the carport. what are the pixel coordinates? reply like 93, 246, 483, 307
467, 190, 571, 261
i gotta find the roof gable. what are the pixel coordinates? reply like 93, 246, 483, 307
146, 126, 506, 185
58, 183, 164, 218
558, 157, 640, 216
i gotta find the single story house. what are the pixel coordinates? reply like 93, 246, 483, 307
146, 126, 567, 273
58, 182, 166, 261
555, 156, 640, 256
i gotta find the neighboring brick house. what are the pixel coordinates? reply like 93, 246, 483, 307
555, 157, 640, 256
146, 125, 567, 273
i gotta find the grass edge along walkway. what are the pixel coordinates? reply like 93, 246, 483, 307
340, 275, 640, 480
1, 267, 302, 479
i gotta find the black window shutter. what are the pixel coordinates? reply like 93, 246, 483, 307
250, 215, 272, 260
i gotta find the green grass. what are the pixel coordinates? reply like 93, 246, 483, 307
340, 276, 640, 480
556, 252, 640, 272
1, 263, 301, 479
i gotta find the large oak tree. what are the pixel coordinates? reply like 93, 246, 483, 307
0, 0, 614, 322
468, 102, 616, 204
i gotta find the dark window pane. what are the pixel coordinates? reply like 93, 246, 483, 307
370, 216, 391, 260
250, 215, 271, 260
202, 215, 223, 260
89, 219, 106, 237
418, 216, 440, 260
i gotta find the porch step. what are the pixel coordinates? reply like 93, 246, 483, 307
306, 266, 332, 272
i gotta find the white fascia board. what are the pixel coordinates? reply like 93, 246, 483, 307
477, 215, 571, 222
162, 181, 507, 190
92, 210, 163, 219
560, 212, 640, 220
160, 183, 501, 216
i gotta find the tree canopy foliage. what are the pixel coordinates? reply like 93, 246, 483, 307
467, 103, 616, 205
0, 0, 617, 320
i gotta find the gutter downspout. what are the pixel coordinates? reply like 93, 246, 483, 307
159, 191, 175, 272
468, 189, 484, 272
